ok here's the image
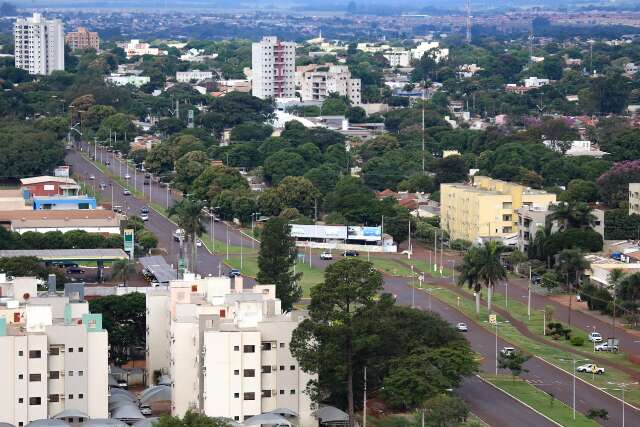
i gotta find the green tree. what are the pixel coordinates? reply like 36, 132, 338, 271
230, 122, 273, 142
556, 249, 589, 290
560, 179, 599, 203
435, 156, 468, 184
110, 259, 136, 286
509, 250, 528, 275
173, 150, 210, 192
421, 394, 470, 427
477, 241, 507, 312
498, 350, 531, 380
156, 411, 231, 427
168, 198, 206, 274
276, 176, 321, 218
138, 230, 158, 254
257, 217, 302, 311
263, 150, 306, 184
291, 258, 383, 427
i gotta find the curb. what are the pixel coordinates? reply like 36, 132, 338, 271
535, 356, 640, 413
475, 375, 563, 427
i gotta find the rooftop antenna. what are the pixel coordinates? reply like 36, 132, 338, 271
529, 22, 534, 69
465, 0, 472, 44
422, 80, 426, 173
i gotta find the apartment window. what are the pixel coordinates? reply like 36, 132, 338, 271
68, 394, 73, 399
234, 369, 239, 375
18, 398, 23, 403
243, 392, 255, 401
234, 393, 239, 398
68, 348, 73, 353
261, 365, 272, 374
290, 389, 296, 395
29, 374, 41, 382
502, 214, 512, 221
68, 371, 73, 376
49, 394, 59, 403
234, 417, 240, 421
29, 397, 41, 405
49, 347, 59, 356
261, 342, 272, 351
243, 345, 255, 353
18, 374, 23, 380
262, 390, 272, 398
78, 393, 84, 399
502, 227, 513, 233
29, 350, 41, 359
279, 365, 285, 371
244, 369, 256, 377
18, 350, 23, 356
290, 365, 295, 371
233, 345, 239, 351
191, 285, 197, 292
79, 371, 84, 377
279, 389, 285, 395
279, 342, 285, 348
49, 371, 60, 380
78, 347, 84, 353
502, 202, 512, 209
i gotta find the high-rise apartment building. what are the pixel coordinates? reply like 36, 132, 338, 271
298, 64, 361, 105
146, 275, 315, 425
14, 13, 65, 75
0, 275, 108, 425
65, 27, 99, 51
251, 37, 296, 99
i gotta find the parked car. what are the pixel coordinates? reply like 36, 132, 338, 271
141, 206, 149, 214
113, 205, 123, 214
456, 322, 468, 332
140, 213, 149, 221
173, 229, 185, 242
320, 251, 333, 260
588, 332, 603, 343
595, 342, 619, 352
66, 267, 85, 275
143, 180, 150, 185
139, 405, 152, 416
228, 269, 241, 278
117, 379, 128, 389
89, 175, 95, 180
576, 363, 605, 374
144, 173, 151, 179
343, 250, 359, 257
124, 174, 131, 180
531, 273, 542, 285
123, 189, 131, 196
99, 182, 107, 190
500, 347, 516, 356
196, 239, 203, 247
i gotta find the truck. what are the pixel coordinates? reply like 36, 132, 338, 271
595, 338, 619, 352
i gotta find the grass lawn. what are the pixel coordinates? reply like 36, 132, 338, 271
420, 283, 640, 406
225, 254, 323, 297
367, 254, 453, 279
200, 234, 258, 256
483, 375, 600, 427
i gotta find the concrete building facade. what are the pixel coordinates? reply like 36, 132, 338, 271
146, 275, 315, 425
0, 277, 108, 426
176, 70, 213, 83
251, 37, 296, 99
65, 27, 99, 51
14, 13, 64, 75
299, 64, 361, 105
629, 183, 640, 215
441, 176, 556, 244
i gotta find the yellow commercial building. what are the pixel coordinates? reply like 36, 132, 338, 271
440, 176, 556, 243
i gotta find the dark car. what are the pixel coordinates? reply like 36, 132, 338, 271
343, 250, 359, 257
66, 267, 85, 274
143, 180, 150, 186
228, 269, 241, 278
141, 206, 150, 214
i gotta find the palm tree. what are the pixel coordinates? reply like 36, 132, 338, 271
549, 202, 573, 231
457, 246, 483, 315
569, 202, 596, 229
111, 259, 137, 286
477, 241, 507, 312
607, 268, 625, 338
168, 198, 206, 274
509, 250, 528, 275
556, 249, 589, 327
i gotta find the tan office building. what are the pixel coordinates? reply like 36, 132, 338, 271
440, 176, 556, 243
65, 27, 99, 51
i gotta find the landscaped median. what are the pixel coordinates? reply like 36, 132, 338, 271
417, 283, 640, 407
480, 374, 599, 427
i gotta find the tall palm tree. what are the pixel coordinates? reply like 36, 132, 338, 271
556, 248, 589, 327
549, 202, 573, 231
168, 198, 206, 274
111, 259, 136, 286
569, 202, 597, 229
477, 241, 507, 312
607, 268, 625, 338
457, 246, 482, 315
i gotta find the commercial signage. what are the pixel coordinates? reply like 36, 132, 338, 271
124, 229, 134, 258
489, 314, 497, 325
289, 224, 348, 240
347, 226, 382, 241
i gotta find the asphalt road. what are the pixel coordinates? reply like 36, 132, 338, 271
69, 145, 640, 426
386, 277, 640, 427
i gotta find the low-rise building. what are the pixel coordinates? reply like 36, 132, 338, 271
542, 139, 608, 158
65, 27, 99, 51
32, 196, 97, 211
0, 210, 122, 234
124, 39, 166, 58
0, 276, 108, 425
383, 50, 411, 68
176, 70, 214, 83
146, 275, 315, 424
20, 177, 80, 198
441, 176, 556, 244
524, 76, 550, 88
411, 41, 449, 62
298, 64, 361, 105
629, 183, 640, 215
0, 190, 30, 211
105, 73, 150, 88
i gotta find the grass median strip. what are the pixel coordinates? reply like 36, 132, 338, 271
482, 375, 599, 427
419, 283, 640, 406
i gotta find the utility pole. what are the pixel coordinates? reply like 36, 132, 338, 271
421, 80, 425, 173
465, 0, 472, 44
528, 266, 532, 320
363, 366, 367, 427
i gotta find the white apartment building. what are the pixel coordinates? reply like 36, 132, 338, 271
383, 50, 411, 68
176, 70, 213, 83
251, 37, 296, 99
299, 64, 361, 105
146, 275, 315, 425
630, 183, 640, 215
0, 275, 108, 426
104, 73, 150, 88
14, 13, 64, 75
125, 39, 165, 58
524, 76, 550, 88
411, 41, 449, 63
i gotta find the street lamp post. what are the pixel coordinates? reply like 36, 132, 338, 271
558, 357, 591, 421
600, 381, 639, 427
426, 287, 443, 311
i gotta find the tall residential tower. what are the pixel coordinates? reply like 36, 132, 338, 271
14, 13, 65, 75
251, 37, 296, 99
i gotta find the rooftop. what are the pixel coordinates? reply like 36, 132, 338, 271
0, 249, 128, 261
0, 210, 119, 221
20, 176, 77, 185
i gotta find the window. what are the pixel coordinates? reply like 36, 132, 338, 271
502, 202, 512, 209
234, 393, 239, 398
18, 398, 23, 403
18, 374, 23, 380
29, 350, 41, 359
234, 369, 239, 375
262, 390, 272, 398
49, 347, 59, 356
243, 345, 255, 353
68, 347, 73, 353
502, 214, 512, 221
29, 397, 41, 405
233, 345, 240, 351
49, 394, 59, 403
68, 371, 73, 376
279, 342, 285, 348
261, 342, 272, 351
243, 392, 255, 401
290, 389, 296, 395
79, 371, 84, 377
279, 365, 284, 371
290, 365, 295, 370
261, 365, 272, 374
18, 350, 23, 356
234, 417, 240, 421
29, 374, 41, 382
244, 369, 255, 377
68, 394, 73, 399
279, 390, 284, 395
78, 347, 84, 353
191, 285, 197, 292
49, 371, 60, 379
78, 394, 84, 399
502, 226, 513, 233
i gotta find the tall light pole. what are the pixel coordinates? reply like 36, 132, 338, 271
558, 358, 591, 421
599, 381, 639, 427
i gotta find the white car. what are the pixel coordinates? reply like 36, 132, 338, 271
588, 332, 603, 343
124, 174, 131, 180
456, 322, 468, 332
196, 239, 203, 247
139, 405, 152, 415
140, 213, 149, 221
595, 342, 619, 352
89, 175, 95, 180
320, 251, 333, 260
576, 363, 605, 374
500, 347, 516, 356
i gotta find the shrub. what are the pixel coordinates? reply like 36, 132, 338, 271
571, 336, 585, 346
